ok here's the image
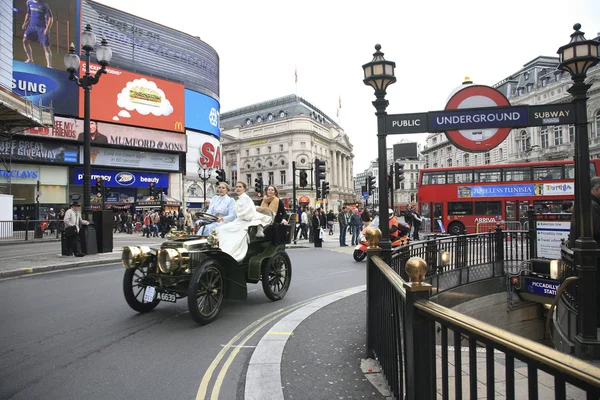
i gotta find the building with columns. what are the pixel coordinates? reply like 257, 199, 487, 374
220, 95, 355, 211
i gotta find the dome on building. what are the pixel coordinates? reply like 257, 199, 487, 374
444, 76, 475, 105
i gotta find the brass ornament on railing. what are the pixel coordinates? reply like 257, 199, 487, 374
405, 257, 428, 285
365, 226, 382, 249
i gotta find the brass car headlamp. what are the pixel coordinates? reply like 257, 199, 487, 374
206, 231, 219, 248
122, 246, 151, 269
157, 248, 189, 273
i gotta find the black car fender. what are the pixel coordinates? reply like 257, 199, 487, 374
191, 250, 248, 301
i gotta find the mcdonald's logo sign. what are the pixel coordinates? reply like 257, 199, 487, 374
174, 121, 184, 132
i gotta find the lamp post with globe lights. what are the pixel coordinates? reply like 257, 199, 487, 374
64, 23, 112, 218
557, 23, 600, 353
362, 44, 396, 263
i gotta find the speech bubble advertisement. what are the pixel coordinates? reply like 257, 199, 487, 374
117, 78, 174, 117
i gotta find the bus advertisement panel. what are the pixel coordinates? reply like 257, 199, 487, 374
417, 160, 600, 235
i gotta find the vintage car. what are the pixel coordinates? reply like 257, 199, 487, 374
121, 211, 294, 325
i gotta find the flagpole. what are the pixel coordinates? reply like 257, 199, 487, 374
295, 65, 298, 96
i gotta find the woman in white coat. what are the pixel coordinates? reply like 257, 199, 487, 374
216, 181, 272, 262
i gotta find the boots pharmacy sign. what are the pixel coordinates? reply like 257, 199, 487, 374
384, 85, 576, 152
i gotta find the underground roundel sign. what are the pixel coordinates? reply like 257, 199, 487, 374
442, 85, 512, 152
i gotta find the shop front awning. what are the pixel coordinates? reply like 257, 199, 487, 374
0, 86, 54, 130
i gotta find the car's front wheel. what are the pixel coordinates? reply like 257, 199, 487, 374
123, 266, 160, 313
187, 260, 225, 325
262, 251, 292, 301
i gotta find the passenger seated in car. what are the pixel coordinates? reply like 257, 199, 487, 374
216, 181, 273, 262
260, 185, 286, 224
197, 182, 236, 235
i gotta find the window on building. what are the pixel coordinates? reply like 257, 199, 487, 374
246, 174, 252, 186
463, 154, 469, 166
433, 151, 437, 159
232, 170, 238, 183
400, 182, 405, 189
554, 126, 563, 146
484, 152, 491, 165
432, 137, 437, 144
257, 172, 263, 183
280, 170, 286, 185
499, 148, 503, 160
410, 182, 414, 189
256, 148, 261, 155
268, 146, 271, 153
569, 125, 575, 143
280, 144, 284, 152
520, 131, 531, 153
540, 128, 549, 149
268, 172, 274, 185
447, 158, 453, 167
447, 146, 452, 154
595, 110, 600, 136
433, 163, 438, 168
246, 149, 250, 156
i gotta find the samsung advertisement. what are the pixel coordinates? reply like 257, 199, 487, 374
185, 90, 220, 137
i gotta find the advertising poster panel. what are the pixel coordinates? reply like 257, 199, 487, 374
12, 61, 79, 115
185, 89, 220, 138
12, 0, 79, 71
82, 0, 219, 100
21, 116, 187, 152
82, 147, 180, 171
186, 131, 221, 174
73, 168, 169, 188
79, 62, 185, 133
0, 138, 78, 164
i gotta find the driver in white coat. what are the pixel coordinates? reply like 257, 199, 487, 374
197, 182, 236, 235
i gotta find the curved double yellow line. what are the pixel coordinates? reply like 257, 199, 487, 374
196, 293, 331, 400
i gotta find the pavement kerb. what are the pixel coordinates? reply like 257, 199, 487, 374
244, 285, 367, 400
0, 255, 122, 279
0, 238, 61, 247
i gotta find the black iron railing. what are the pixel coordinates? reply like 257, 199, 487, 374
390, 227, 529, 294
366, 252, 600, 399
0, 220, 61, 241
559, 244, 578, 312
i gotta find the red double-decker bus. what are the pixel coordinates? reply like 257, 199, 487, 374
417, 159, 600, 235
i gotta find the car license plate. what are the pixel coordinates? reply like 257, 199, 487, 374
157, 291, 177, 303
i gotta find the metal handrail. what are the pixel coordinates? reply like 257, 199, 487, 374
372, 255, 406, 297
414, 299, 600, 390
545, 276, 579, 341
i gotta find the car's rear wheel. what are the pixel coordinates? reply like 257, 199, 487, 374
353, 249, 367, 261
187, 260, 225, 325
123, 266, 160, 313
262, 251, 292, 301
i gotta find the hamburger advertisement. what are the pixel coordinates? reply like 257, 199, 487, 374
78, 62, 185, 133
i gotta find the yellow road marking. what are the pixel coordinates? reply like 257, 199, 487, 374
198, 290, 342, 400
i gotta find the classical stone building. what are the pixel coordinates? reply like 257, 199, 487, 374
421, 56, 600, 168
220, 95, 355, 211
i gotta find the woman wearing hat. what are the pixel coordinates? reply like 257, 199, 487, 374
63, 202, 89, 257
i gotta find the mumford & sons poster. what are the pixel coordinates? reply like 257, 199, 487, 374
0, 139, 79, 164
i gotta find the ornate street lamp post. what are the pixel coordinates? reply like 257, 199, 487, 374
362, 44, 396, 262
198, 166, 214, 210
64, 24, 112, 218
557, 23, 600, 355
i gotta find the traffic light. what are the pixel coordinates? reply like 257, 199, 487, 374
322, 181, 330, 198
299, 171, 308, 188
254, 178, 263, 194
314, 158, 326, 190
104, 184, 112, 199
394, 163, 404, 189
367, 175, 376, 194
149, 182, 156, 197
216, 169, 226, 183
95, 177, 103, 196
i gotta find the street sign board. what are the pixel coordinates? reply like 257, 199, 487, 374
443, 85, 513, 152
363, 192, 369, 200
385, 112, 429, 134
528, 103, 576, 126
428, 106, 528, 131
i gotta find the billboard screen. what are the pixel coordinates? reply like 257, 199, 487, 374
78, 62, 185, 133
83, 147, 180, 171
393, 142, 419, 160
12, 61, 79, 115
82, 0, 219, 100
0, 138, 78, 164
185, 89, 220, 137
21, 116, 187, 152
12, 0, 79, 71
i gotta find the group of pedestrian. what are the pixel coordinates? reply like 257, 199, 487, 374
113, 211, 134, 234
403, 204, 422, 240
140, 209, 179, 238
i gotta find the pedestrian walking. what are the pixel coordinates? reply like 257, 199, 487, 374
63, 202, 89, 257
300, 207, 309, 239
350, 208, 362, 246
411, 206, 422, 241
338, 206, 348, 246
312, 208, 323, 248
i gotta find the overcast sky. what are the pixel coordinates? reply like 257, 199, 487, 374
96, 0, 600, 171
